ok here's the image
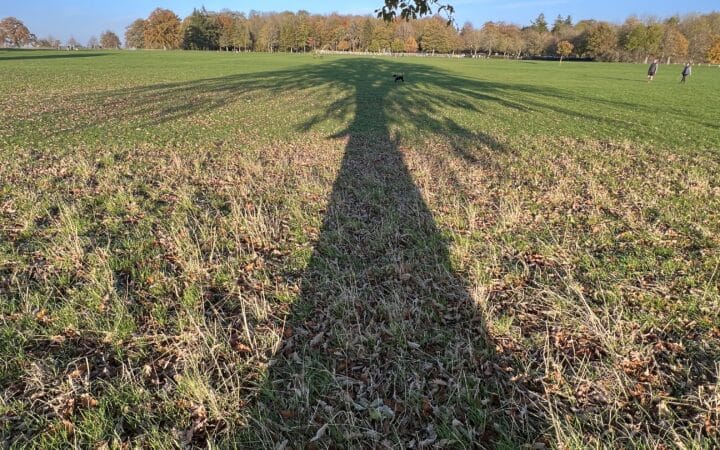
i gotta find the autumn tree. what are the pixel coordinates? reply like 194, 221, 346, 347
556, 40, 573, 62
346, 19, 363, 51
477, 22, 502, 56
369, 21, 393, 52
308, 15, 332, 50
586, 22, 618, 61
125, 19, 146, 48
115, 8, 720, 62
295, 12, 311, 51
247, 11, 264, 49
216, 12, 234, 50
404, 36, 419, 53
569, 19, 594, 55
390, 38, 403, 52
620, 18, 646, 61
496, 23, 524, 58
330, 18, 346, 50
708, 38, 720, 64
661, 26, 689, 64
523, 28, 550, 56
88, 35, 99, 49
216, 12, 251, 51
0, 17, 33, 47
279, 13, 300, 51
100, 31, 121, 49
231, 16, 252, 51
460, 23, 483, 55
394, 20, 414, 40
681, 15, 715, 62
643, 23, 664, 61
144, 8, 182, 50
256, 20, 280, 52
276, 11, 312, 52
419, 16, 457, 53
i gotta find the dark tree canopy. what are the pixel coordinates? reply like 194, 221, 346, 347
182, 8, 220, 50
377, 0, 454, 22
532, 13, 549, 33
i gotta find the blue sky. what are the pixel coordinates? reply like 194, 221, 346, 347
1, 0, 717, 44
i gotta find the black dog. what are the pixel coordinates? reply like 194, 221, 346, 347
393, 73, 404, 83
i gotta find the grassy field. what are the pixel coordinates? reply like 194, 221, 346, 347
1, 49, 719, 449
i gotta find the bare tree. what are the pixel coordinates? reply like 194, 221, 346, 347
67, 36, 81, 49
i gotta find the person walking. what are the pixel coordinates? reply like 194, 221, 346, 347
681, 63, 692, 83
647, 59, 659, 82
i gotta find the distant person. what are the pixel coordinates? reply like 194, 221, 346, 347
647, 59, 659, 82
680, 63, 692, 83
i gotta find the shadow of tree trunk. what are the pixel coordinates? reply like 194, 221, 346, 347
8, 57, 548, 448
240, 63, 543, 448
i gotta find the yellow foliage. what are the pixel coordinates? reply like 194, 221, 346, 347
708, 38, 720, 65
557, 40, 574, 59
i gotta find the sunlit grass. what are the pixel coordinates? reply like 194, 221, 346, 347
1, 49, 718, 449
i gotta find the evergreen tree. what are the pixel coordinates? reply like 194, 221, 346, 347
182, 8, 219, 50
532, 13, 549, 33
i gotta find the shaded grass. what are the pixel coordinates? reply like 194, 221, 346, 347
1, 50, 719, 448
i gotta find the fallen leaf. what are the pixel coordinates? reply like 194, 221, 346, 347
310, 332, 325, 347
310, 423, 328, 442
60, 419, 74, 434
78, 394, 98, 408
233, 341, 253, 353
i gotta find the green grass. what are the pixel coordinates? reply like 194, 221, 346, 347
1, 49, 719, 449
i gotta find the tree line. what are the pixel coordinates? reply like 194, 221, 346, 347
3, 10, 720, 63
0, 17, 122, 50
125, 8, 720, 63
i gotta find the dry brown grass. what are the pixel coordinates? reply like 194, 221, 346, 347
2, 52, 719, 449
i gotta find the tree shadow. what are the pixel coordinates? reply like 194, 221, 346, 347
9, 56, 719, 446
46, 57, 623, 150
0, 52, 110, 61
196, 59, 542, 447
26, 55, 719, 149
52, 58, 556, 446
